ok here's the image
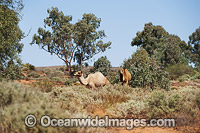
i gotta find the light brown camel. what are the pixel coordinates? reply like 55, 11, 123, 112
74, 71, 109, 89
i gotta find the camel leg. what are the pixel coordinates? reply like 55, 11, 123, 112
89, 82, 96, 90
125, 80, 129, 86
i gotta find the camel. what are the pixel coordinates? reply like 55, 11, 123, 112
120, 68, 132, 85
74, 71, 109, 89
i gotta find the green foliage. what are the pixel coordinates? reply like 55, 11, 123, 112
51, 70, 64, 77
195, 91, 200, 109
178, 74, 190, 82
43, 68, 64, 78
0, 81, 81, 133
0, 0, 23, 13
188, 26, 200, 68
31, 7, 111, 72
164, 64, 195, 80
65, 80, 72, 86
147, 90, 180, 117
190, 72, 200, 80
34, 78, 55, 92
0, 1, 24, 80
93, 56, 111, 76
27, 71, 40, 78
0, 80, 200, 131
106, 71, 120, 84
73, 13, 111, 66
58, 67, 66, 72
22, 63, 35, 71
71, 65, 81, 73
131, 22, 190, 67
31, 7, 75, 72
0, 60, 22, 80
123, 48, 170, 90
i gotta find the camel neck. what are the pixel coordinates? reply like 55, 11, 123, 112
79, 74, 88, 85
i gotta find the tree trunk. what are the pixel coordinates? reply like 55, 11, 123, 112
68, 62, 71, 74
65, 61, 71, 74
80, 52, 83, 70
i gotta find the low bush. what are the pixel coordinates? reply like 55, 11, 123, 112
34, 78, 55, 92
22, 63, 35, 71
27, 71, 40, 78
178, 74, 190, 82
190, 72, 200, 80
58, 67, 66, 72
43, 68, 64, 78
51, 70, 64, 77
0, 62, 22, 80
147, 90, 181, 118
165, 64, 195, 80
65, 80, 72, 86
0, 81, 83, 133
106, 71, 120, 84
195, 91, 200, 109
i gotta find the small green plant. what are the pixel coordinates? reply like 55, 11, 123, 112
34, 79, 55, 92
65, 80, 72, 86
27, 72, 40, 78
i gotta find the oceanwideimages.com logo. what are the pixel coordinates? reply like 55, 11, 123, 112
25, 114, 175, 130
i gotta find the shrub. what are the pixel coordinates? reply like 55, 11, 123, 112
190, 72, 200, 80
27, 71, 40, 78
43, 69, 64, 77
164, 64, 195, 80
58, 67, 65, 72
94, 56, 111, 76
0, 81, 81, 133
34, 78, 55, 92
106, 71, 120, 84
65, 80, 72, 86
147, 90, 180, 117
51, 70, 64, 77
71, 65, 81, 73
178, 74, 190, 82
22, 63, 35, 71
195, 91, 200, 109
0, 61, 22, 80
51, 77, 63, 82
123, 48, 170, 90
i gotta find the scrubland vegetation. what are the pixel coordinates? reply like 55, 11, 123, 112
1, 73, 200, 132
1, 0, 200, 132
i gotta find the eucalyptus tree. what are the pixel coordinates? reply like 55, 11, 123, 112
31, 7, 76, 72
188, 26, 200, 68
73, 13, 111, 66
131, 22, 189, 67
0, 0, 24, 79
32, 8, 111, 72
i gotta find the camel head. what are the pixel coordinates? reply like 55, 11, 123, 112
120, 68, 124, 74
74, 71, 83, 77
